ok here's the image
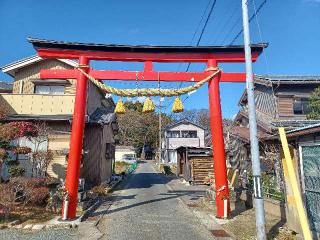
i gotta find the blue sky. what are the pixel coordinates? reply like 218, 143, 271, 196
0, 0, 319, 118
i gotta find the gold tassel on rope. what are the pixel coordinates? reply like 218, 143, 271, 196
115, 99, 126, 114
142, 97, 155, 113
172, 97, 184, 113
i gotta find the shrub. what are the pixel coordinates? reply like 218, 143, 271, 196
91, 185, 107, 196
163, 165, 172, 175
0, 122, 38, 141
8, 166, 25, 177
114, 161, 131, 174
10, 177, 50, 206
0, 183, 15, 209
12, 146, 32, 154
159, 164, 173, 175
31, 150, 53, 177
29, 186, 49, 205
0, 148, 6, 159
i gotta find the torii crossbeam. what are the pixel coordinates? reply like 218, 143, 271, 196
28, 38, 266, 220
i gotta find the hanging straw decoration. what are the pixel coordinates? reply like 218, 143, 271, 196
114, 99, 126, 114
142, 97, 155, 113
172, 97, 184, 113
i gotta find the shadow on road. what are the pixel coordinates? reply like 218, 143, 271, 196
88, 174, 206, 218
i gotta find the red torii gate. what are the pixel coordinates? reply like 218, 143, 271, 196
28, 38, 266, 220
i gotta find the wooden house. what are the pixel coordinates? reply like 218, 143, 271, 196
225, 75, 320, 236
1, 55, 118, 185
228, 75, 320, 173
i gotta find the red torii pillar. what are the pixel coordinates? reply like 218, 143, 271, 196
63, 56, 90, 218
208, 59, 230, 217
28, 38, 265, 220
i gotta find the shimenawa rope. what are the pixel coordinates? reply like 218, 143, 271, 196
75, 66, 220, 97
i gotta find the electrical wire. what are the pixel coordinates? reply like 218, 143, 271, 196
164, 0, 218, 113
210, 0, 240, 45
229, 0, 267, 45
185, 0, 217, 72
251, 0, 277, 118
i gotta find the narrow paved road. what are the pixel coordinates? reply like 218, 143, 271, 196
97, 161, 215, 240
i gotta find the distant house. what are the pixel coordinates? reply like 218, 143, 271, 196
0, 81, 13, 93
162, 119, 205, 163
115, 145, 136, 162
1, 55, 118, 185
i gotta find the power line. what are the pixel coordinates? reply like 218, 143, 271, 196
165, 0, 218, 113
177, 0, 213, 72
210, 0, 240, 45
252, 0, 269, 72
185, 0, 217, 72
220, 15, 242, 45
229, 0, 267, 45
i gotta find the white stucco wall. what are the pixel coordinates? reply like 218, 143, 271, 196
165, 122, 205, 150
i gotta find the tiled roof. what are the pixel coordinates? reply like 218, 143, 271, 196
89, 107, 117, 125
228, 126, 270, 143
5, 114, 72, 121
254, 75, 320, 86
1, 55, 77, 77
28, 37, 268, 54
165, 118, 205, 130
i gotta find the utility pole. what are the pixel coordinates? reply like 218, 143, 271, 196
241, 0, 266, 239
158, 80, 162, 164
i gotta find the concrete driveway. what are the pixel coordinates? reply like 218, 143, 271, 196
95, 161, 216, 240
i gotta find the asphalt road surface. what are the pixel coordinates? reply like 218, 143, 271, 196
97, 161, 215, 240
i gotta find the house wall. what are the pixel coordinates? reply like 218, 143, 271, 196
100, 125, 115, 182
165, 123, 205, 150
86, 81, 104, 115
13, 59, 75, 94
276, 84, 319, 119
82, 125, 102, 185
82, 124, 115, 185
254, 85, 276, 117
115, 149, 136, 162
0, 94, 75, 115
3, 58, 116, 185
47, 122, 71, 180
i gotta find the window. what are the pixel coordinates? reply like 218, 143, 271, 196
293, 98, 310, 115
167, 131, 180, 138
35, 85, 65, 95
181, 131, 197, 138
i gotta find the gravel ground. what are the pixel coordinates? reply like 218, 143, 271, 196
0, 228, 77, 240
96, 161, 216, 240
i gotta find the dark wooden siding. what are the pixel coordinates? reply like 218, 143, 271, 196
277, 96, 294, 117
82, 125, 103, 185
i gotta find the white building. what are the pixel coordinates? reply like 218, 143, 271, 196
115, 145, 136, 162
162, 119, 205, 163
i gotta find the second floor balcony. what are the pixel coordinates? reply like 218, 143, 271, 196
0, 93, 75, 116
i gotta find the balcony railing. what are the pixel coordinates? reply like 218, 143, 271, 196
0, 94, 75, 115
